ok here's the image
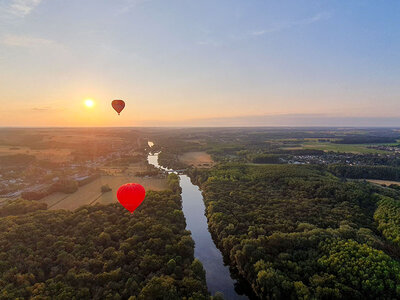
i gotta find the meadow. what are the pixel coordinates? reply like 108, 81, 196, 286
179, 151, 214, 168
0, 145, 72, 162
0, 128, 136, 163
283, 141, 393, 154
366, 179, 400, 186
42, 175, 167, 210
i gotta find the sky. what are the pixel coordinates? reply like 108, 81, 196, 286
0, 0, 400, 127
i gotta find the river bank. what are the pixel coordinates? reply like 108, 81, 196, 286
147, 146, 248, 299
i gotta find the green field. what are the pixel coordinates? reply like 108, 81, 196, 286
283, 141, 394, 154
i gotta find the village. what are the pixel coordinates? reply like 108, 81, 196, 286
0, 138, 149, 202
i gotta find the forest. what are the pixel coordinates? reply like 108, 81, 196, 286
328, 164, 400, 181
189, 164, 400, 299
332, 136, 397, 144
0, 174, 209, 300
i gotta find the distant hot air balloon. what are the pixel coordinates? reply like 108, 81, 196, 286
112, 100, 125, 115
117, 183, 146, 214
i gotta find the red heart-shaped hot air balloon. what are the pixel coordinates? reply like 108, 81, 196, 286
112, 100, 125, 115
117, 183, 146, 213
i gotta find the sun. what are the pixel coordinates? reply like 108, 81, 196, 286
84, 99, 95, 108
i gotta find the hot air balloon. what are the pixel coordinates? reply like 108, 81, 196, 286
112, 100, 125, 115
117, 183, 146, 214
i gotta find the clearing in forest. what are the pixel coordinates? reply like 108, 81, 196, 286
365, 179, 400, 186
179, 151, 214, 168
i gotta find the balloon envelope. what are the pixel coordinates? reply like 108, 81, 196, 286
112, 100, 125, 115
117, 183, 145, 213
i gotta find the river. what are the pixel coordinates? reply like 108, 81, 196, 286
147, 145, 248, 299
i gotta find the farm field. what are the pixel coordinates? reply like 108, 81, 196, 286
100, 161, 150, 176
284, 141, 393, 154
0, 128, 141, 162
179, 151, 214, 168
0, 145, 72, 162
42, 175, 167, 210
49, 132, 122, 144
365, 179, 400, 186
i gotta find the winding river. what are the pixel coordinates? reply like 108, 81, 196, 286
147, 144, 248, 299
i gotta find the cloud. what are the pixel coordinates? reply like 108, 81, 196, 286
196, 39, 223, 47
32, 107, 51, 111
31, 106, 65, 112
1, 34, 58, 48
115, 0, 151, 15
251, 12, 331, 36
2, 0, 43, 17
195, 12, 331, 47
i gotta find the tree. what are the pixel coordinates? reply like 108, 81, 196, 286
138, 276, 178, 300
101, 184, 112, 193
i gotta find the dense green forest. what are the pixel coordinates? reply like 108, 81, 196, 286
0, 179, 209, 299
374, 195, 400, 247
328, 164, 400, 181
189, 164, 400, 299
158, 151, 188, 170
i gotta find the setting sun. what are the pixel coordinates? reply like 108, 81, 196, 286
84, 99, 95, 108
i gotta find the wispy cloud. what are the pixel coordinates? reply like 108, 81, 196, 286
32, 107, 51, 111
31, 106, 65, 112
195, 12, 331, 47
1, 34, 57, 48
1, 0, 43, 17
115, 0, 151, 15
251, 12, 331, 36
196, 39, 223, 47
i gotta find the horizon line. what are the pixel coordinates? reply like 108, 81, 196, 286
1, 125, 400, 129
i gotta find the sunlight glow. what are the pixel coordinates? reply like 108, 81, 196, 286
84, 99, 95, 108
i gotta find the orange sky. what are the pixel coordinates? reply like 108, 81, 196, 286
1, 1, 400, 127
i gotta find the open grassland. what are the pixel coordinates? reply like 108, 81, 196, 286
366, 179, 400, 186
126, 161, 153, 174
0, 145, 72, 162
0, 128, 140, 161
48, 132, 125, 146
0, 130, 130, 162
0, 128, 125, 145
283, 141, 392, 154
179, 151, 214, 168
42, 175, 167, 211
101, 161, 156, 176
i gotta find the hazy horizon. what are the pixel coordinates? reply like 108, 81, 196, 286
3, 114, 400, 128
